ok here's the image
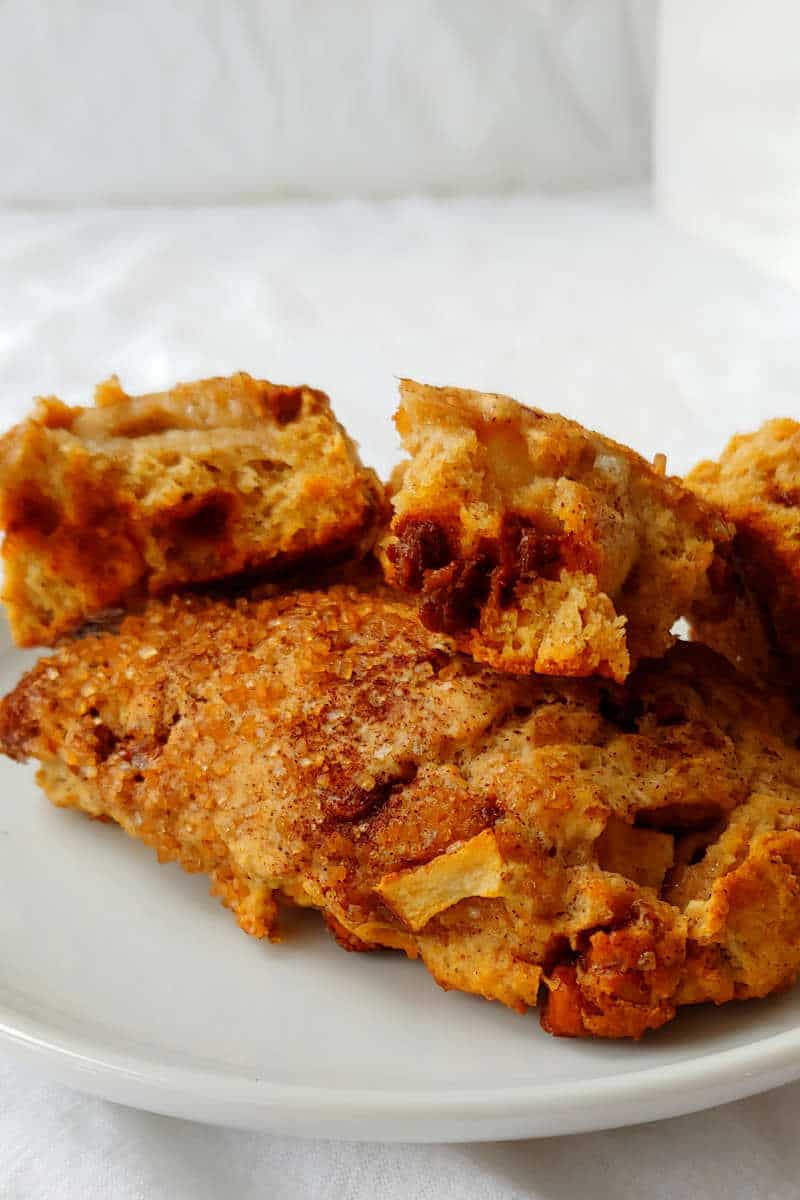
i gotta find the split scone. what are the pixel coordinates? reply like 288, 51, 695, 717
379, 380, 732, 682
3, 586, 800, 1039
687, 418, 800, 688
0, 373, 384, 646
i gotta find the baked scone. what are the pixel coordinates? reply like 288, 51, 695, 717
3, 585, 800, 1039
378, 380, 731, 682
0, 373, 385, 646
687, 418, 800, 688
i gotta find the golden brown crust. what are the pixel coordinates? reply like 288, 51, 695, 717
687, 418, 800, 688
0, 373, 385, 646
3, 586, 800, 1039
379, 380, 731, 682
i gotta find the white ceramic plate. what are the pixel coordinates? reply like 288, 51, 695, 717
2, 628, 800, 1142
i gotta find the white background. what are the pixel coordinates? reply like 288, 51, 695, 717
657, 0, 800, 288
1, 2, 800, 1197
0, 0, 655, 203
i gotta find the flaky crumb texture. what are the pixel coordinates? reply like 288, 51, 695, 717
687, 418, 800, 687
0, 372, 385, 646
379, 380, 730, 682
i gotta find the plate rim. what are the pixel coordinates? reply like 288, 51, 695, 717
2, 996, 800, 1139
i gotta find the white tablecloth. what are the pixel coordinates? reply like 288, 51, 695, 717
3, 1056, 800, 1199
2, 189, 800, 1198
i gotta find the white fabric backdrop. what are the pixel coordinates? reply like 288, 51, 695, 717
4, 1058, 800, 1200
0, 0, 655, 203
1, 191, 795, 477
656, 0, 800, 290
1, 190, 800, 1197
